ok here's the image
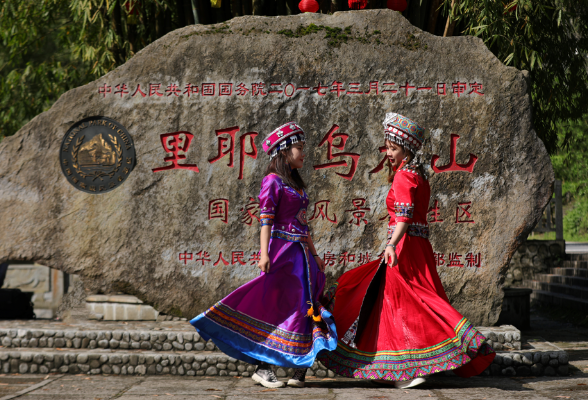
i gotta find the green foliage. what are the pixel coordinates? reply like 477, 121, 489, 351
444, 0, 588, 153
0, 0, 184, 141
551, 116, 588, 241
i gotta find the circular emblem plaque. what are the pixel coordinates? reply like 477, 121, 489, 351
59, 116, 136, 194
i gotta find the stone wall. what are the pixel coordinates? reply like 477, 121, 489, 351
505, 240, 564, 287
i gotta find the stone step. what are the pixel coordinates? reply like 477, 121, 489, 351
527, 280, 588, 300
550, 267, 588, 278
0, 345, 570, 378
535, 274, 588, 288
0, 327, 218, 353
530, 289, 588, 311
567, 253, 588, 261
0, 348, 333, 378
562, 260, 588, 269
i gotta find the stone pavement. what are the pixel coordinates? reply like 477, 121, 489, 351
1, 371, 588, 400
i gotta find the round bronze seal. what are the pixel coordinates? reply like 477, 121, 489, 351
59, 116, 136, 194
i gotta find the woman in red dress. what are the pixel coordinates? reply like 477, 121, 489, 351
319, 113, 495, 389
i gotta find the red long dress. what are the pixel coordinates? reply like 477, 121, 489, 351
318, 164, 495, 382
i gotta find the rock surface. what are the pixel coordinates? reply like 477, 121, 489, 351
0, 10, 552, 325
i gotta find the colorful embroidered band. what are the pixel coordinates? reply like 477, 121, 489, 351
382, 113, 425, 154
394, 202, 414, 219
260, 213, 275, 226
271, 230, 308, 243
387, 223, 429, 240
262, 122, 306, 159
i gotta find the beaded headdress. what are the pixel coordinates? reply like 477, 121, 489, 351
262, 122, 306, 160
382, 113, 426, 155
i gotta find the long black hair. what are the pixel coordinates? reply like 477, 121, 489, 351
264, 146, 306, 191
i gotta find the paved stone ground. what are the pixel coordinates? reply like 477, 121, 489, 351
1, 371, 588, 400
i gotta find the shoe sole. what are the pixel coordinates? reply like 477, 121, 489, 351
252, 372, 285, 388
394, 377, 426, 389
287, 379, 305, 388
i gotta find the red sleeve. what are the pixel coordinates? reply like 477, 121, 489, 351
392, 171, 418, 223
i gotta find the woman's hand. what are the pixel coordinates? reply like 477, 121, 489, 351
258, 253, 270, 273
314, 255, 326, 272
384, 245, 397, 268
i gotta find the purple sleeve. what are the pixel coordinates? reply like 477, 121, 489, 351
258, 174, 282, 227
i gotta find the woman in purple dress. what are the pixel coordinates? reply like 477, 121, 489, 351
190, 122, 337, 388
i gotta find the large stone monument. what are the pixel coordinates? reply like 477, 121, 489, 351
0, 10, 553, 326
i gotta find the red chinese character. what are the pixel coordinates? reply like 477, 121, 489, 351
366, 81, 379, 95
313, 82, 329, 96
338, 252, 355, 267
347, 82, 363, 94
313, 125, 360, 181
213, 252, 229, 266
131, 84, 146, 97
195, 251, 211, 265
232, 251, 246, 265
427, 200, 444, 223
114, 84, 129, 97
149, 83, 163, 97
219, 83, 233, 96
431, 134, 478, 173
152, 132, 200, 173
240, 197, 260, 225
209, 199, 229, 223
469, 82, 484, 95
369, 145, 388, 174
434, 252, 445, 267
252, 83, 267, 96
284, 83, 296, 97
268, 83, 283, 94
330, 81, 345, 97
382, 82, 397, 94
235, 83, 249, 96
248, 252, 261, 265
202, 83, 215, 96
165, 83, 182, 97
448, 253, 464, 267
183, 83, 199, 97
465, 252, 481, 267
456, 202, 474, 223
346, 198, 371, 226
377, 250, 385, 259
296, 86, 311, 92
379, 212, 390, 222
451, 81, 467, 97
179, 251, 193, 265
357, 252, 371, 264
98, 84, 112, 97
309, 200, 337, 224
399, 81, 416, 96
417, 86, 433, 91
323, 251, 337, 266
209, 126, 239, 168
436, 83, 446, 96
239, 131, 258, 180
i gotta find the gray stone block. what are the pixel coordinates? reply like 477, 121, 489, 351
558, 353, 569, 365
19, 363, 29, 373
30, 364, 38, 373
136, 365, 146, 375
558, 365, 569, 375
549, 359, 559, 367
544, 366, 556, 376
206, 366, 218, 376
501, 367, 516, 376
194, 343, 205, 351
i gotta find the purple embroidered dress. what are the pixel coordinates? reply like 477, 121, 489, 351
190, 173, 337, 367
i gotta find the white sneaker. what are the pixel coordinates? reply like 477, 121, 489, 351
252, 365, 285, 388
394, 377, 426, 389
287, 368, 307, 388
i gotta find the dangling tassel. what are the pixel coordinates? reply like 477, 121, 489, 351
392, 157, 409, 172
306, 301, 322, 323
